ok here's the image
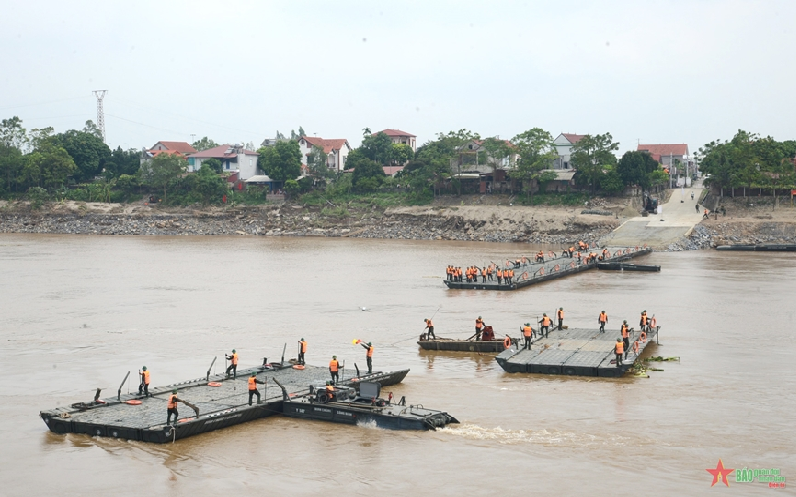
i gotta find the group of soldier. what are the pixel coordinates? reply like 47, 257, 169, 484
446, 264, 516, 284
136, 340, 380, 425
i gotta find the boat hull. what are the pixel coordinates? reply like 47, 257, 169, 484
417, 339, 508, 353
281, 401, 457, 431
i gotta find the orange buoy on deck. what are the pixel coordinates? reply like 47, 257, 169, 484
292, 365, 305, 370
207, 382, 222, 387
125, 400, 142, 405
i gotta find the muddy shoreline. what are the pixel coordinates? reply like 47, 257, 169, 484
2, 197, 794, 249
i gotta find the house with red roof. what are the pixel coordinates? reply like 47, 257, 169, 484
552, 133, 586, 170
298, 136, 352, 172
187, 144, 260, 180
637, 144, 689, 170
380, 129, 417, 152
141, 141, 198, 162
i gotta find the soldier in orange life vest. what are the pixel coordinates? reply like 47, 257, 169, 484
614, 339, 624, 368
225, 349, 239, 379
298, 339, 307, 365
556, 307, 565, 330
521, 323, 533, 350
325, 381, 336, 402
167, 389, 184, 425
247, 372, 265, 405
424, 318, 436, 339
496, 268, 503, 285
621, 321, 630, 358
639, 310, 648, 332
360, 341, 374, 374
475, 316, 484, 340
329, 355, 339, 384
538, 313, 551, 338
481, 267, 487, 283
138, 366, 151, 397
598, 310, 608, 333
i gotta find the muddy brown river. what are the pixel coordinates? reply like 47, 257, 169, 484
0, 235, 793, 495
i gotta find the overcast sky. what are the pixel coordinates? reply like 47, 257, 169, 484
1, 1, 794, 154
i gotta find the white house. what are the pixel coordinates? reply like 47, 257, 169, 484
380, 129, 417, 153
187, 144, 261, 180
454, 139, 518, 175
552, 133, 585, 170
298, 136, 351, 172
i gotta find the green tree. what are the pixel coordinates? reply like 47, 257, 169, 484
570, 133, 619, 194
54, 127, 111, 182
0, 143, 24, 192
510, 129, 557, 199
601, 168, 624, 195
20, 142, 77, 189
203, 158, 223, 174
391, 143, 414, 165
358, 131, 394, 165
105, 147, 141, 178
139, 152, 187, 201
190, 164, 227, 204
617, 150, 659, 190
191, 136, 218, 152
348, 149, 385, 190
0, 116, 27, 150
307, 145, 332, 180
257, 140, 302, 182
283, 179, 300, 198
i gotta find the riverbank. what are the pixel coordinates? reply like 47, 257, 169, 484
6, 195, 792, 249
0, 197, 623, 244
672, 197, 796, 250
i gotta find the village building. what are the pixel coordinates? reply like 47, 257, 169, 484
186, 144, 260, 180
297, 136, 351, 173
380, 129, 417, 153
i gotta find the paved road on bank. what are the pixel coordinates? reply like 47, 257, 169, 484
601, 181, 705, 248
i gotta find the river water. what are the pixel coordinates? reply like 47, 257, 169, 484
0, 235, 793, 496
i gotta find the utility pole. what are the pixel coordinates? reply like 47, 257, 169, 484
92, 90, 107, 143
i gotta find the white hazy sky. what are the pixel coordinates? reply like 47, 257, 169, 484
1, 0, 794, 154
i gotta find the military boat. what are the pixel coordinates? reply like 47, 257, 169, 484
275, 379, 458, 431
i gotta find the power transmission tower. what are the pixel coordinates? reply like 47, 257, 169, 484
93, 90, 107, 143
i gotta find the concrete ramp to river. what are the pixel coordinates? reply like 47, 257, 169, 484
601, 182, 704, 249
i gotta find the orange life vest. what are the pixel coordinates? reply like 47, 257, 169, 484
231, 353, 238, 365
557, 310, 564, 320
621, 325, 629, 338
523, 326, 533, 337
476, 318, 483, 328
426, 319, 433, 328
301, 341, 307, 353
167, 395, 177, 409
248, 377, 257, 391
329, 360, 339, 372
542, 316, 551, 326
599, 312, 607, 323
367, 346, 374, 358
615, 342, 624, 354
641, 313, 647, 325
142, 370, 150, 385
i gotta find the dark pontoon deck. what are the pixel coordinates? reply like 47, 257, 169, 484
495, 326, 658, 377
444, 247, 652, 291
40, 364, 408, 443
